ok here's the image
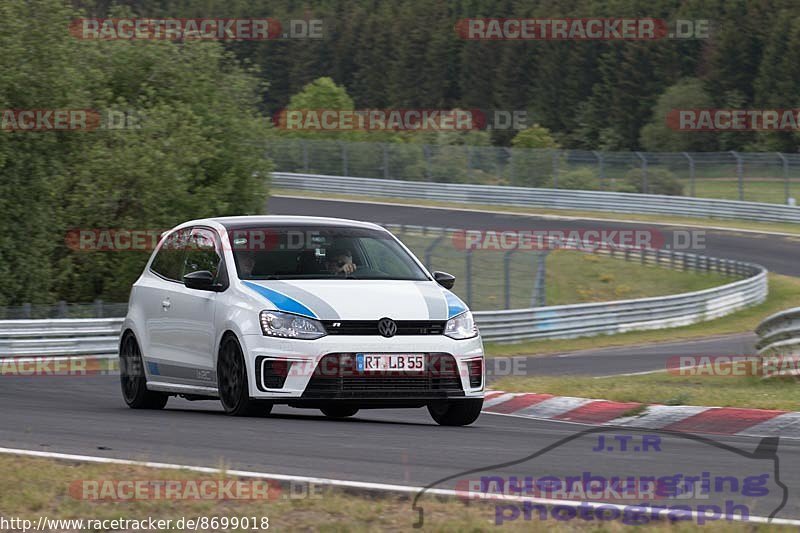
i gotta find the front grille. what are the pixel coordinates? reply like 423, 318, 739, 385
321, 320, 446, 336
302, 353, 464, 399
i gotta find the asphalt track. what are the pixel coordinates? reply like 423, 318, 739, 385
2, 195, 798, 524
1, 375, 799, 521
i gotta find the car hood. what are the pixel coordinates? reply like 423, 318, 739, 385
241, 279, 467, 321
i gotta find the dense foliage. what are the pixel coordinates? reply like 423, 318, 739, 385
0, 0, 271, 305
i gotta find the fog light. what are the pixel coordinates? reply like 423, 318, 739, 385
259, 357, 293, 389
466, 358, 483, 388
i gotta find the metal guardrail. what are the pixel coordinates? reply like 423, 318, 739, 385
756, 308, 800, 357
267, 139, 800, 204
272, 172, 800, 224
0, 318, 123, 357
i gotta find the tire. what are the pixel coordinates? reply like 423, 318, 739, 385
320, 405, 359, 419
119, 332, 169, 410
217, 335, 272, 417
428, 399, 483, 426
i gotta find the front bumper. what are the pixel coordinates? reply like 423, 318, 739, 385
240, 333, 484, 404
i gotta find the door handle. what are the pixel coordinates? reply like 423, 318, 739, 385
161, 299, 171, 310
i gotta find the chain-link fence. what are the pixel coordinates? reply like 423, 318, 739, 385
266, 139, 800, 205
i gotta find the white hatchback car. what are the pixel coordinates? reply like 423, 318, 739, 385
120, 216, 485, 426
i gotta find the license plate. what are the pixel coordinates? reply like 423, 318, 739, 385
356, 353, 425, 372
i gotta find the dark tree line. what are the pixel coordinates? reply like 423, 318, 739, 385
80, 0, 800, 151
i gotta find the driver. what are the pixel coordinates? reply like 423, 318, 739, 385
237, 252, 257, 277
325, 248, 357, 275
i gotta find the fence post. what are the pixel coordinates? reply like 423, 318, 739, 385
465, 249, 473, 308
552, 150, 559, 188
423, 144, 432, 181
382, 143, 390, 179
302, 140, 309, 172
424, 229, 447, 269
731, 151, 744, 201
466, 146, 474, 181
94, 299, 103, 318
340, 141, 348, 176
683, 152, 695, 197
503, 250, 514, 309
532, 252, 547, 307
57, 300, 68, 318
593, 150, 605, 190
22, 302, 31, 319
636, 152, 648, 193
777, 152, 789, 204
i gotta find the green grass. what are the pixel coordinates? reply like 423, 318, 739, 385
693, 178, 799, 204
0, 455, 794, 532
493, 372, 800, 411
486, 273, 800, 357
394, 232, 731, 311
272, 188, 800, 236
544, 250, 727, 305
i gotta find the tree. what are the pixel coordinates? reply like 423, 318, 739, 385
511, 125, 560, 149
0, 0, 271, 305
639, 78, 717, 152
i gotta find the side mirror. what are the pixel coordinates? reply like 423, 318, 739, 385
433, 271, 456, 289
183, 270, 220, 291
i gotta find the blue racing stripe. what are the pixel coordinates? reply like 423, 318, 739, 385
243, 281, 317, 318
442, 289, 468, 318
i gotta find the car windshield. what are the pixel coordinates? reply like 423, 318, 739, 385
230, 225, 429, 281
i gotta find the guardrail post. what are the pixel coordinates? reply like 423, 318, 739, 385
57, 300, 68, 318
465, 249, 473, 308
503, 250, 514, 309
593, 151, 605, 190
22, 302, 31, 319
302, 140, 309, 172
552, 150, 559, 188
731, 151, 744, 201
683, 152, 695, 197
340, 141, 348, 176
777, 152, 790, 204
636, 152, 648, 194
94, 299, 104, 318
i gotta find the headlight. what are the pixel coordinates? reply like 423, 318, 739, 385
444, 311, 477, 339
259, 310, 327, 340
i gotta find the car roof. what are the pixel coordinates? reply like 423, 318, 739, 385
196, 215, 386, 231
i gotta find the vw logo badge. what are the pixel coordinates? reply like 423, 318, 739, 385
377, 317, 397, 338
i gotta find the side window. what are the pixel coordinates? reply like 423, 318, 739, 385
183, 228, 223, 280
359, 237, 418, 278
151, 228, 191, 282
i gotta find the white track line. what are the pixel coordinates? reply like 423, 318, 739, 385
0, 447, 796, 526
